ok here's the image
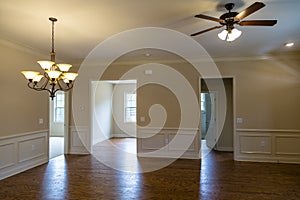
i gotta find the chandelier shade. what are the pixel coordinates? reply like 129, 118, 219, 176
37, 60, 55, 70
57, 64, 72, 72
21, 71, 39, 80
21, 17, 78, 100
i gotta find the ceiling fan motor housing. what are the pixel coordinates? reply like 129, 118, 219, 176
219, 12, 239, 25
220, 3, 239, 25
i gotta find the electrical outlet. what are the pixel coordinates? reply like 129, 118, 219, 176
260, 141, 265, 147
31, 145, 36, 151
140, 116, 145, 122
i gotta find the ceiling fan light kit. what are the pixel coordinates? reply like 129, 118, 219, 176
21, 17, 78, 100
218, 28, 242, 42
191, 2, 277, 42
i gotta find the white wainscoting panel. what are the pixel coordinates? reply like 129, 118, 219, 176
141, 134, 165, 150
0, 130, 48, 180
137, 127, 200, 159
275, 135, 300, 156
236, 129, 300, 164
69, 126, 90, 154
239, 135, 271, 155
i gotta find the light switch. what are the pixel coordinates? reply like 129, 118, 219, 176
38, 118, 44, 124
145, 69, 152, 75
80, 105, 85, 111
236, 117, 243, 124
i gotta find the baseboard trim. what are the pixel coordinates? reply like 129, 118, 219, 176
1, 157, 48, 180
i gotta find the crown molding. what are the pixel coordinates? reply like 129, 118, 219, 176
0, 37, 49, 59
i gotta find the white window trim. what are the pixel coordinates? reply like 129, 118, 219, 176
124, 92, 136, 123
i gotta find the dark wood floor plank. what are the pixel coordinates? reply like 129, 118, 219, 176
0, 138, 299, 200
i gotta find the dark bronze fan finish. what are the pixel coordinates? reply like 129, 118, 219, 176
191, 2, 277, 37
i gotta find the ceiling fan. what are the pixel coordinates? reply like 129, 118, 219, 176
191, 2, 277, 41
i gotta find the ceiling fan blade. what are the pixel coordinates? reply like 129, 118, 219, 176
239, 20, 277, 26
190, 25, 223, 36
235, 2, 265, 21
195, 14, 225, 23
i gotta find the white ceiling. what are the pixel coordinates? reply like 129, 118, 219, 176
1, 0, 299, 62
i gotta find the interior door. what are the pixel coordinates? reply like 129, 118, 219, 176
205, 92, 217, 149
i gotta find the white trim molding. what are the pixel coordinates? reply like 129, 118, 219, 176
236, 129, 300, 164
137, 127, 200, 159
0, 130, 49, 180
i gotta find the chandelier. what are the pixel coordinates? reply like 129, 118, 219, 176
21, 17, 78, 100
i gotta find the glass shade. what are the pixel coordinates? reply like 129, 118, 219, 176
46, 70, 62, 79
63, 72, 78, 81
21, 71, 40, 80
37, 60, 55, 70
33, 74, 44, 82
57, 64, 72, 72
218, 29, 228, 41
218, 28, 242, 42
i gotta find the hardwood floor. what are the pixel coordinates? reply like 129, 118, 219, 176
0, 138, 299, 200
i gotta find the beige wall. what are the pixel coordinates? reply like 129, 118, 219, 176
99, 49, 300, 132
0, 40, 48, 137
101, 50, 199, 129
68, 49, 300, 156
217, 57, 300, 130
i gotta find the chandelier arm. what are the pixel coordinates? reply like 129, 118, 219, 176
57, 78, 73, 91
27, 82, 43, 91
27, 81, 53, 95
40, 76, 51, 90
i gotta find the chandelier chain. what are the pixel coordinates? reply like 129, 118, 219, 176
51, 19, 55, 53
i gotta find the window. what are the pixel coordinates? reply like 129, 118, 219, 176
124, 92, 136, 122
54, 92, 64, 123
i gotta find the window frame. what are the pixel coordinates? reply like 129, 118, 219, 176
124, 92, 136, 123
53, 92, 65, 123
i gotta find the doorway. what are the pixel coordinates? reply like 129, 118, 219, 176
91, 80, 137, 154
49, 91, 67, 159
200, 78, 234, 154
